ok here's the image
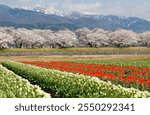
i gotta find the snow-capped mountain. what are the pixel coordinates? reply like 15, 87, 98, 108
32, 6, 71, 17
1, 4, 150, 32
29, 6, 85, 18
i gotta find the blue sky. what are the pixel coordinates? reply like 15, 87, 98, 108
0, 0, 150, 20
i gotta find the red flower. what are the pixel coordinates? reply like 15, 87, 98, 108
21, 61, 150, 87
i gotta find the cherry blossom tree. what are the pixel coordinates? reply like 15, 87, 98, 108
0, 27, 149, 48
108, 29, 139, 47
139, 32, 150, 47
0, 32, 14, 48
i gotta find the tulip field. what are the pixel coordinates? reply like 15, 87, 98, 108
0, 64, 50, 98
20, 61, 150, 92
1, 60, 150, 98
0, 48, 150, 98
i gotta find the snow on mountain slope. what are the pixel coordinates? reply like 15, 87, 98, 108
33, 6, 71, 17
1, 4, 150, 32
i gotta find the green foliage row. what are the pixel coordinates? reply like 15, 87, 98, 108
69, 59, 150, 68
0, 65, 50, 98
1, 61, 150, 98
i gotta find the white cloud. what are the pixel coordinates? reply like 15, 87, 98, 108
67, 2, 101, 15
1, 0, 150, 20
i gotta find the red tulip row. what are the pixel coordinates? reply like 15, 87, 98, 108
21, 61, 150, 89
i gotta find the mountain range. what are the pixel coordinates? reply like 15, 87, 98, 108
0, 4, 150, 32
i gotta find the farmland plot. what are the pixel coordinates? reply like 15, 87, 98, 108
1, 61, 150, 98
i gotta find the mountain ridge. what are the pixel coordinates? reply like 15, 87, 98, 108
0, 4, 150, 32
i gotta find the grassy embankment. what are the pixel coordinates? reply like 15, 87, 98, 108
0, 47, 150, 52
0, 47, 149, 64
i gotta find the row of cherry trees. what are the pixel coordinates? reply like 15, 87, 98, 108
0, 27, 150, 48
